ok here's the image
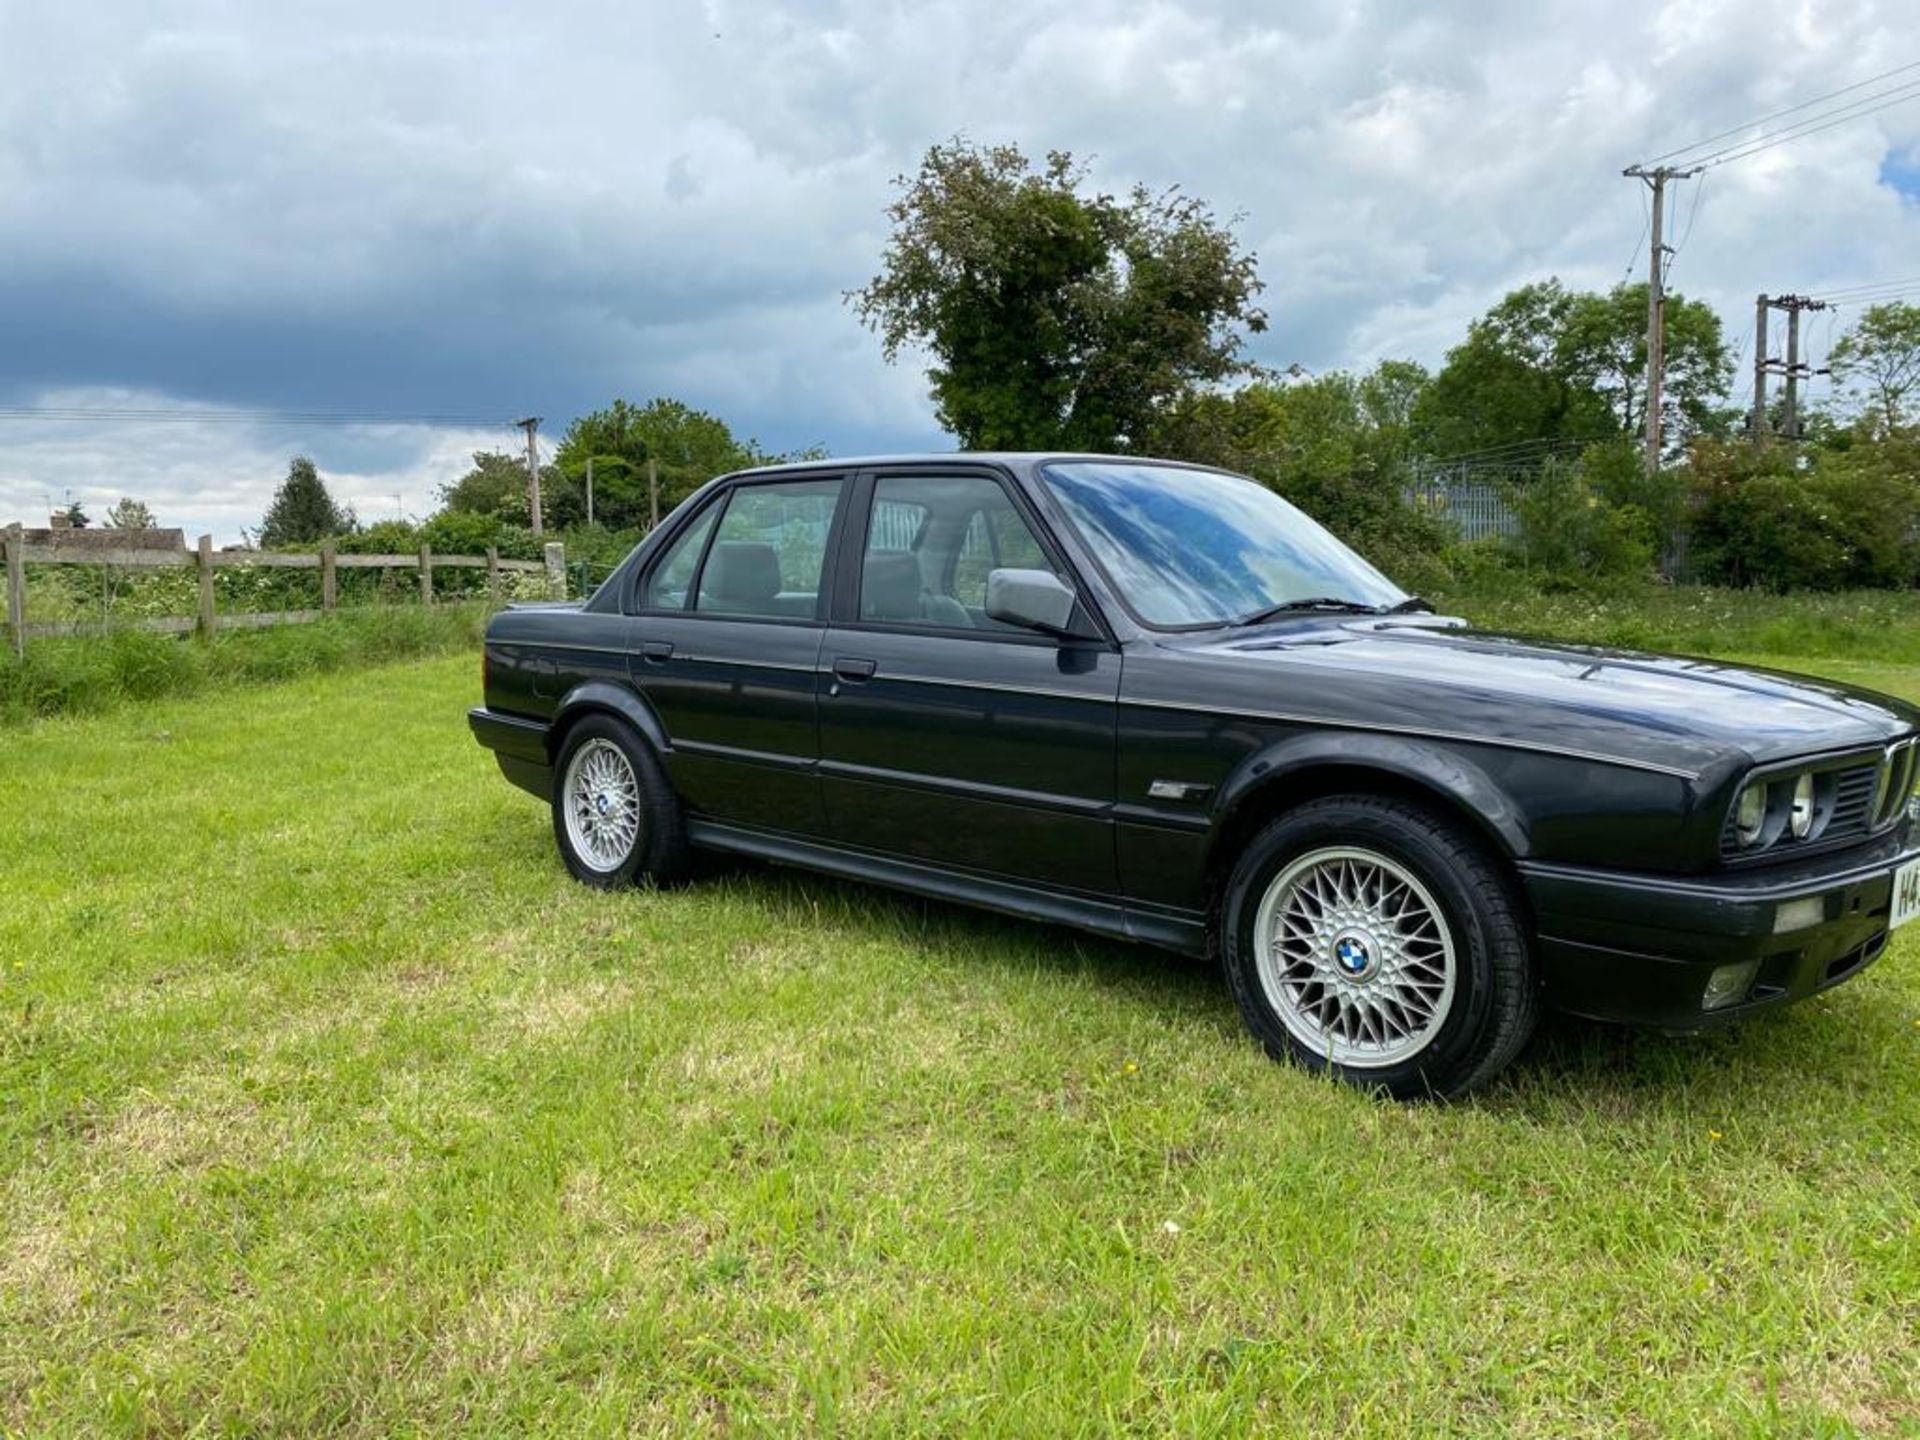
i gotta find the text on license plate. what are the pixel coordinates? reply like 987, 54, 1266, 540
1894, 859, 1920, 930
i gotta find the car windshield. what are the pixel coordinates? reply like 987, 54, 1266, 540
1038, 461, 1408, 629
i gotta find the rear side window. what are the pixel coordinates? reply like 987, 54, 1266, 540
640, 503, 719, 610
694, 478, 843, 619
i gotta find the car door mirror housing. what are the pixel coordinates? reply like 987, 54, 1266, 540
985, 568, 1077, 634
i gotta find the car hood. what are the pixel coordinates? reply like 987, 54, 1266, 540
1173, 617, 1920, 777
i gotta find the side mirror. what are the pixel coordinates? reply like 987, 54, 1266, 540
985, 568, 1076, 634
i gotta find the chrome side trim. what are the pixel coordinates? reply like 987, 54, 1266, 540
1118, 695, 1703, 780
824, 669, 1115, 703
819, 757, 1111, 816
673, 739, 815, 772
493, 638, 626, 657
678, 654, 819, 675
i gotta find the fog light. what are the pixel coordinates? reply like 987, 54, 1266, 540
1703, 960, 1761, 1011
1773, 896, 1826, 934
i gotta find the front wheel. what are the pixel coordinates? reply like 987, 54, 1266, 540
551, 715, 688, 888
1221, 795, 1537, 1099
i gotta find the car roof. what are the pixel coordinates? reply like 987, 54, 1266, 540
723, 452, 1237, 480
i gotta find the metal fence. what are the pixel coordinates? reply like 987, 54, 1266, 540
1404, 475, 1518, 543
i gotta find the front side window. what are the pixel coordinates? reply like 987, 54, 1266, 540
694, 478, 842, 619
860, 474, 1055, 633
1039, 461, 1405, 629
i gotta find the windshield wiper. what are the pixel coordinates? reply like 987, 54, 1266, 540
1383, 595, 1435, 614
1232, 596, 1384, 627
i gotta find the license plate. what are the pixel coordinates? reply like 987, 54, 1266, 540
1894, 859, 1920, 930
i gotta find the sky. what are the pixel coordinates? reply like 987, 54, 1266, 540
1, 0, 1917, 542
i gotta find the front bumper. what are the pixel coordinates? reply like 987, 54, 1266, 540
1521, 829, 1916, 1028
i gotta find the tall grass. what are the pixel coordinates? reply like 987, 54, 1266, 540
0, 604, 488, 727
1432, 580, 1920, 666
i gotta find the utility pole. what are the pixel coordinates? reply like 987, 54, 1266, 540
647, 456, 660, 530
585, 456, 594, 528
1783, 302, 1803, 442
515, 417, 542, 535
1750, 295, 1830, 445
1623, 164, 1702, 474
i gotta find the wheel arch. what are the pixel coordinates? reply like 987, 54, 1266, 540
1205, 735, 1531, 892
547, 680, 671, 761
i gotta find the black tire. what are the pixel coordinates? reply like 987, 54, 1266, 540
550, 714, 689, 889
1220, 794, 1538, 1100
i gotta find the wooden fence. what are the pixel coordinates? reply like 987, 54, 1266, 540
2, 526, 565, 658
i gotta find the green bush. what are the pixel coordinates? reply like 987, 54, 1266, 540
1689, 442, 1920, 591
1508, 460, 1653, 583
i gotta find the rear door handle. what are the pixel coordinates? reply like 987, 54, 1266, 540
640, 641, 674, 663
833, 657, 878, 682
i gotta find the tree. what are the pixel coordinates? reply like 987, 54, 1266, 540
106, 497, 156, 530
259, 456, 353, 547
60, 500, 90, 528
1147, 363, 1447, 564
1559, 282, 1731, 443
439, 451, 540, 524
551, 398, 773, 529
1415, 281, 1615, 460
1413, 279, 1729, 462
1830, 302, 1920, 435
848, 138, 1267, 450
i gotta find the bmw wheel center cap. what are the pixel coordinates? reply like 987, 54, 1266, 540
1333, 931, 1378, 981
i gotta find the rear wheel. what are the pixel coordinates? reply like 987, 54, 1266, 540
551, 715, 688, 888
1221, 795, 1537, 1099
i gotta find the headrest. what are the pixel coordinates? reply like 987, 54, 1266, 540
862, 550, 923, 620
703, 540, 781, 605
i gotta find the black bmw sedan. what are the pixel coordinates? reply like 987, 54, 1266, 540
470, 454, 1920, 1097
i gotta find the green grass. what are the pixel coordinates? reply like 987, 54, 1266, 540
2, 651, 1918, 1436
1433, 582, 1920, 666
0, 604, 489, 727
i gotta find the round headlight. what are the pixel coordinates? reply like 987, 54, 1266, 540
1789, 772, 1816, 839
1734, 784, 1768, 847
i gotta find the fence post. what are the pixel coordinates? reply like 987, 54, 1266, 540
196, 534, 216, 638
544, 542, 566, 600
4, 524, 24, 659
321, 540, 337, 611
419, 543, 433, 605
485, 546, 501, 607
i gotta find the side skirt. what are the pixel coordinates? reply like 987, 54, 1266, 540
685, 819, 1208, 957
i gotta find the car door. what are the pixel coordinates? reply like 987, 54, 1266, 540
816, 467, 1121, 894
626, 473, 847, 838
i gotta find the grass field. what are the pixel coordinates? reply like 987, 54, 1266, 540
3, 646, 1917, 1436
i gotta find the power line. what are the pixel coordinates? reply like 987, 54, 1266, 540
1425, 434, 1595, 468
1621, 186, 1651, 282
1685, 80, 1920, 170
1667, 170, 1710, 272
0, 406, 513, 428
1647, 59, 1920, 165
1810, 278, 1920, 303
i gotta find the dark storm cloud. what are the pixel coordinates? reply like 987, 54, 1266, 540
1, 0, 1917, 538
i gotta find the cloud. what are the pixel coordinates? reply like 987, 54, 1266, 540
1, 0, 1917, 538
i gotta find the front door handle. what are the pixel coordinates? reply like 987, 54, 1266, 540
833, 657, 878, 682
639, 641, 674, 663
